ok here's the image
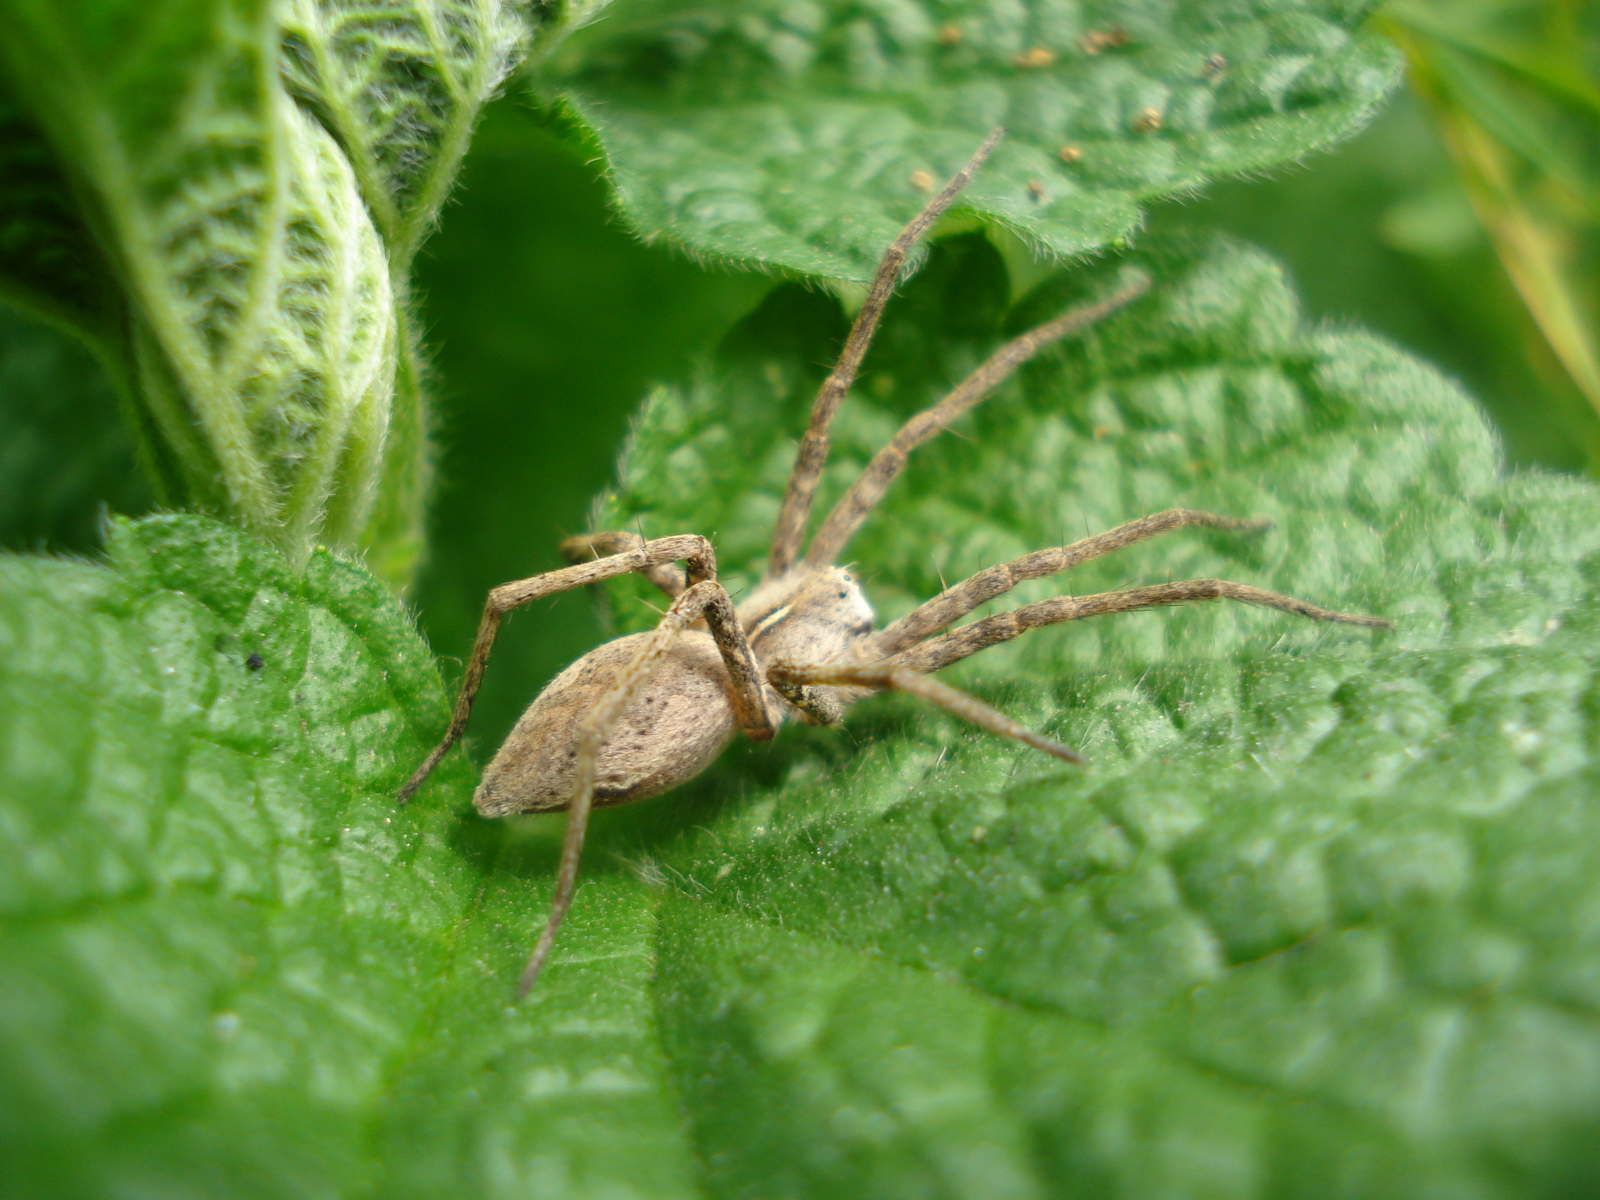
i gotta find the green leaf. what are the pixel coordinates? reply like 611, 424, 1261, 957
589, 233, 1600, 1191
0, 0, 398, 565
279, 0, 532, 271
539, 0, 1403, 280
8, 236, 1600, 1195
0, 514, 699, 1198
0, 0, 539, 587
273, 1, 538, 585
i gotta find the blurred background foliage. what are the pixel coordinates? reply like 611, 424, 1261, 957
1, 0, 1597, 744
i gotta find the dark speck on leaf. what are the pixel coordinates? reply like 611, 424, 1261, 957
246, 653, 264, 671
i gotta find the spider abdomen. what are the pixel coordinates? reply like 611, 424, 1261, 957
473, 631, 740, 816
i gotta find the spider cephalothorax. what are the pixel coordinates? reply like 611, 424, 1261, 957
398, 131, 1388, 996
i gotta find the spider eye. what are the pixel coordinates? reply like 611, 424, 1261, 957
837, 590, 848, 600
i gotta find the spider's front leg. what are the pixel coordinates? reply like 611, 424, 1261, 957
870, 509, 1270, 656
560, 530, 687, 598
894, 578, 1389, 677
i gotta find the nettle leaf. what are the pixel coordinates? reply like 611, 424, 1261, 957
0, 0, 398, 565
278, 0, 532, 271
0, 515, 700, 1198
586, 233, 1600, 1192
541, 0, 1402, 279
8, 236, 1600, 1197
0, 0, 538, 586
275, 0, 536, 587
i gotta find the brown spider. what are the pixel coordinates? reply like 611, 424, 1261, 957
398, 130, 1389, 995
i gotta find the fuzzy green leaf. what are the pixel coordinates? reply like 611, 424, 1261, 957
586, 233, 1600, 1193
278, 0, 532, 271
8, 235, 1600, 1196
541, 0, 1402, 279
0, 0, 399, 564
0, 0, 538, 587
275, 0, 538, 587
0, 514, 700, 1198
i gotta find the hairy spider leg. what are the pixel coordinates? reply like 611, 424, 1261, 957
561, 530, 687, 599
891, 578, 1391, 677
767, 659, 1083, 763
801, 274, 1151, 568
766, 128, 1006, 578
771, 513, 1386, 767
871, 509, 1272, 656
517, 578, 772, 995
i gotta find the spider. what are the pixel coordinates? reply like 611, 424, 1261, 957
398, 130, 1389, 996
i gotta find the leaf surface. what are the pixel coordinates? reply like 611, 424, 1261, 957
6, 236, 1600, 1196
0, 0, 539, 586
541, 0, 1402, 279
279, 0, 531, 271
0, 517, 693, 1199
0, 0, 399, 559
594, 232, 1600, 1194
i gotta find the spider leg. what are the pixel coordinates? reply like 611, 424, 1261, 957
397, 533, 717, 804
768, 676, 848, 726
802, 274, 1149, 569
562, 531, 686, 598
766, 128, 1004, 579
891, 579, 1391, 677
518, 578, 775, 996
871, 508, 1270, 656
768, 658, 1082, 763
